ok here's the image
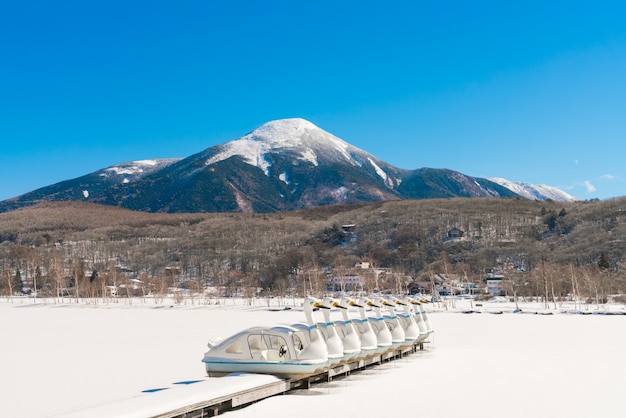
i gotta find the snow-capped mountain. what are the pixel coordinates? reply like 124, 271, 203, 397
203, 118, 402, 189
489, 178, 577, 202
0, 118, 574, 214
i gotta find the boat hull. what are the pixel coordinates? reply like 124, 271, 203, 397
203, 358, 328, 379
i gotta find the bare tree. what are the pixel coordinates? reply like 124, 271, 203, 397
50, 251, 66, 303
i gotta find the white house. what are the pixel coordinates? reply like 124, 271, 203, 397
485, 275, 505, 296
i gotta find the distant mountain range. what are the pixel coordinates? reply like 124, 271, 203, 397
487, 177, 575, 202
0, 118, 577, 213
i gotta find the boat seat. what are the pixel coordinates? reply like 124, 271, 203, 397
249, 349, 281, 361
265, 349, 283, 361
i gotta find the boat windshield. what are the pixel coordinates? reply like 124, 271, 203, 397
248, 333, 291, 361
292, 334, 303, 354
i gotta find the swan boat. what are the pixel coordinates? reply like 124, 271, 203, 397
203, 297, 330, 379
330, 297, 363, 361
202, 324, 329, 379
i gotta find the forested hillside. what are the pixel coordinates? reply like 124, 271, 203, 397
1, 197, 625, 303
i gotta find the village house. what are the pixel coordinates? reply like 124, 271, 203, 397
326, 261, 388, 292
444, 227, 465, 243
484, 273, 505, 296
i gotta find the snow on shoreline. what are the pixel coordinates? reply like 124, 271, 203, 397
1, 297, 624, 418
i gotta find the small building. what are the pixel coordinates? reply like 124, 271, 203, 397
326, 261, 388, 292
485, 274, 505, 296
326, 272, 365, 292
407, 281, 431, 295
444, 227, 465, 243
355, 261, 370, 269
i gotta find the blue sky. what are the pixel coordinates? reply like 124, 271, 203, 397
2, 1, 625, 201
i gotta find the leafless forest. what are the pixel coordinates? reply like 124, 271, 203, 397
1, 197, 626, 305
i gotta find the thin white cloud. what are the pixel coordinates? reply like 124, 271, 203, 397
583, 180, 596, 192
570, 175, 619, 196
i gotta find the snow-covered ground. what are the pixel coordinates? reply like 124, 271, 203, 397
1, 297, 624, 418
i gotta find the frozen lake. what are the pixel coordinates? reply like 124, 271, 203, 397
1, 297, 624, 417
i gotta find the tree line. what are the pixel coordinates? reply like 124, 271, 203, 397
1, 197, 625, 304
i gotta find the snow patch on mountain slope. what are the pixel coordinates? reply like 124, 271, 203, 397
101, 159, 180, 180
332, 186, 349, 201
208, 137, 273, 175
489, 178, 577, 202
279, 172, 289, 184
368, 157, 393, 187
105, 160, 164, 176
205, 118, 360, 174
299, 147, 319, 167
473, 180, 499, 197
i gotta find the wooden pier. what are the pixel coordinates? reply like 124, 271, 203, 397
153, 342, 428, 418
54, 341, 429, 418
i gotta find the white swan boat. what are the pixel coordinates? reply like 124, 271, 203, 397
315, 297, 348, 363
202, 324, 329, 379
331, 297, 363, 361
203, 297, 330, 379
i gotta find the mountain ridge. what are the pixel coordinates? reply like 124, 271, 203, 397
488, 177, 576, 202
0, 118, 576, 213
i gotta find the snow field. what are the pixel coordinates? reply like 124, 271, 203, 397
1, 298, 624, 418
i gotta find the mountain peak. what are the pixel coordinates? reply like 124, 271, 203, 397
205, 118, 357, 174
246, 118, 350, 149
253, 118, 320, 135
